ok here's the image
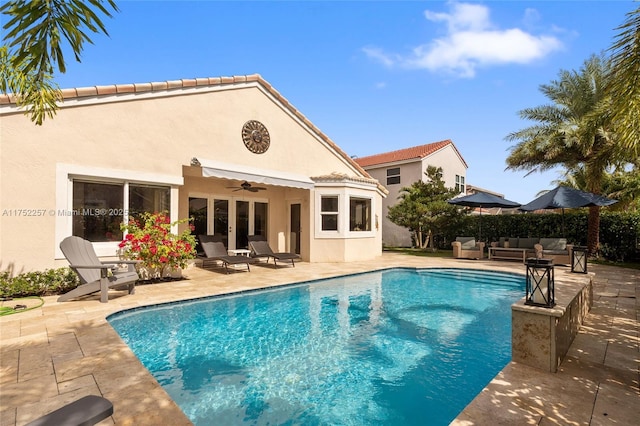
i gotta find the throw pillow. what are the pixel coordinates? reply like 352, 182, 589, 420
518, 238, 538, 249
540, 238, 567, 251
456, 237, 476, 250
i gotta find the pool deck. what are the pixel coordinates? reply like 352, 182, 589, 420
0, 253, 638, 425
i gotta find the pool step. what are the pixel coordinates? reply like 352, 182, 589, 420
420, 269, 523, 287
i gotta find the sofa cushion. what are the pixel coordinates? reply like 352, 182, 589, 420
517, 238, 539, 249
540, 238, 567, 251
498, 237, 509, 248
456, 237, 476, 250
544, 250, 569, 255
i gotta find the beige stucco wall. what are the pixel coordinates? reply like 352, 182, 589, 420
1, 82, 383, 272
422, 144, 467, 190
366, 162, 422, 247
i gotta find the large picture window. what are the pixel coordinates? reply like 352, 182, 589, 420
129, 185, 170, 217
350, 197, 371, 231
320, 196, 339, 231
72, 181, 124, 242
72, 180, 170, 242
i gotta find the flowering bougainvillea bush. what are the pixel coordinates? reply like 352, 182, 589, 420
119, 212, 196, 280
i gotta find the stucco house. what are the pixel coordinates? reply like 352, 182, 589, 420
354, 140, 467, 247
0, 74, 387, 273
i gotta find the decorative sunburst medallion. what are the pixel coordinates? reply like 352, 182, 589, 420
242, 120, 270, 154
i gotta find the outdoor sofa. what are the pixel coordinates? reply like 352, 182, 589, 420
451, 237, 486, 259
489, 237, 573, 265
534, 238, 574, 265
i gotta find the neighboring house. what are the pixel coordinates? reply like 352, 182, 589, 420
354, 140, 468, 247
0, 74, 387, 272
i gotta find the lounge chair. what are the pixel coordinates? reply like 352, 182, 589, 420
59, 236, 139, 303
248, 239, 300, 267
198, 235, 256, 273
26, 395, 113, 426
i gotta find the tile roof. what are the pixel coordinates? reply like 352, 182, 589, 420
0, 74, 387, 195
354, 140, 468, 168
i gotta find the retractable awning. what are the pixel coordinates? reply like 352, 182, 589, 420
195, 158, 315, 190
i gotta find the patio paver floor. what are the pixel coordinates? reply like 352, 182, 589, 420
1, 253, 638, 425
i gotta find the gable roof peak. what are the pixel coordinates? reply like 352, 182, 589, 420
354, 139, 467, 168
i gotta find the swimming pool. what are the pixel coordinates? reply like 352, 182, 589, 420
108, 268, 524, 425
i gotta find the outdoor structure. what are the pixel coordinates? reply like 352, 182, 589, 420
355, 141, 467, 247
0, 74, 387, 273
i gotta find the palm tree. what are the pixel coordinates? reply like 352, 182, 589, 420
607, 5, 640, 159
553, 165, 640, 212
505, 54, 621, 255
0, 0, 118, 124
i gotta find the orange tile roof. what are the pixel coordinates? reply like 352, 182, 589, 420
354, 140, 468, 168
0, 74, 388, 195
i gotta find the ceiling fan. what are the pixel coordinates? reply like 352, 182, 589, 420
226, 181, 267, 192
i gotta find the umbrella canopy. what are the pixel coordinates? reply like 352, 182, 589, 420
519, 186, 617, 237
519, 186, 617, 211
448, 192, 522, 209
448, 192, 521, 241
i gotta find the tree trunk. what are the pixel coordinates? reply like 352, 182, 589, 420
421, 230, 429, 249
586, 205, 601, 256
413, 230, 422, 248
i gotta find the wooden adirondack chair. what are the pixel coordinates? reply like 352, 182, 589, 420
59, 236, 139, 303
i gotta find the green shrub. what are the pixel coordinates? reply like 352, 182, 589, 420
440, 210, 640, 263
0, 268, 79, 298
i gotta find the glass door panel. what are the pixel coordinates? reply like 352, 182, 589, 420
189, 197, 208, 253
254, 202, 268, 240
213, 199, 229, 247
235, 200, 249, 249
290, 203, 301, 255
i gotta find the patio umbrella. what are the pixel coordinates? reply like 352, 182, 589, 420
519, 186, 617, 235
448, 192, 521, 241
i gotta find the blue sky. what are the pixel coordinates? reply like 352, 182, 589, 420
50, 1, 636, 204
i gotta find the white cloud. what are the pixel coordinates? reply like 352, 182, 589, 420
522, 8, 541, 28
361, 46, 395, 67
364, 2, 563, 78
424, 2, 491, 32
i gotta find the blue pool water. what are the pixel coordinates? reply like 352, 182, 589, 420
108, 268, 525, 425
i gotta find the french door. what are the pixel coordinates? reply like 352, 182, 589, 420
189, 196, 267, 250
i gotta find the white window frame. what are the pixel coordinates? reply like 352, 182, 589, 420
55, 163, 182, 258
319, 194, 340, 234
314, 186, 376, 239
456, 175, 466, 193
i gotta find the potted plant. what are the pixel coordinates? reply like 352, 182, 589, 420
118, 212, 196, 281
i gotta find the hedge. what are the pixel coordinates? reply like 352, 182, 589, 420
438, 211, 640, 262
0, 268, 79, 298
